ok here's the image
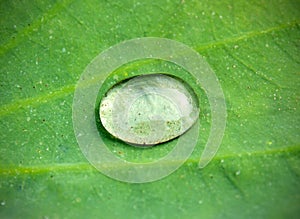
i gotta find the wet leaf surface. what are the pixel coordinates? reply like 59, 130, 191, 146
0, 0, 299, 218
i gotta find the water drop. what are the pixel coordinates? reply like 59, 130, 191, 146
99, 74, 199, 146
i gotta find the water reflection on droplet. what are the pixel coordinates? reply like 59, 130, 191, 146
99, 74, 199, 146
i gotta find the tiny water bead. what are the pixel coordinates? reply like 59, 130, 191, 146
99, 74, 199, 146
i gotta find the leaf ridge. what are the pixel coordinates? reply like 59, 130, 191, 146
196, 20, 299, 51
0, 21, 298, 116
1, 145, 299, 176
0, 0, 75, 57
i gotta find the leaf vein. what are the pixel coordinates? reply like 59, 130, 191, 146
1, 145, 299, 176
0, 0, 75, 57
196, 20, 299, 52
0, 21, 298, 116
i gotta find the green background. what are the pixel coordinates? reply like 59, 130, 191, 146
1, 0, 299, 218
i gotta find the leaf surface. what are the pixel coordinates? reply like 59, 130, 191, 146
1, 0, 299, 218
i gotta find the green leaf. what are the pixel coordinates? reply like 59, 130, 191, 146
1, 0, 299, 218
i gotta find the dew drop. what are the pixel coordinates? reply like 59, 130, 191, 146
99, 74, 199, 146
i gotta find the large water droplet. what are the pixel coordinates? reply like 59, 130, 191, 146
99, 74, 199, 146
